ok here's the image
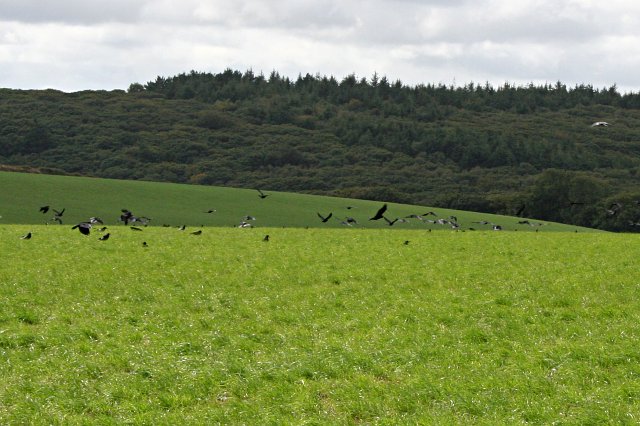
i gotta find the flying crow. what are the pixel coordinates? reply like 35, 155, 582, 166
317, 212, 333, 223
369, 204, 388, 221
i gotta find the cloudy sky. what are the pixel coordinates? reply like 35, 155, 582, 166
1, 0, 639, 92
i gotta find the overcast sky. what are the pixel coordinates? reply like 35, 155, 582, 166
1, 0, 639, 93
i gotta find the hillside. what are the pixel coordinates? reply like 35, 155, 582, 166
2, 70, 640, 231
0, 171, 596, 232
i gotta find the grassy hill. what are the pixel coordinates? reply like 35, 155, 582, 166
0, 225, 637, 423
0, 171, 597, 232
2, 72, 640, 231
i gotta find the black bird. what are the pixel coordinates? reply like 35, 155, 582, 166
178, 225, 186, 231
72, 222, 92, 235
257, 189, 270, 199
98, 233, 110, 241
384, 217, 398, 226
369, 204, 388, 221
142, 241, 148, 247
263, 235, 270, 242
317, 212, 333, 223
130, 226, 143, 231
51, 208, 65, 224
21, 232, 32, 240
403, 240, 410, 245
205, 209, 216, 213
39, 206, 50, 214
191, 230, 202, 235
120, 209, 134, 225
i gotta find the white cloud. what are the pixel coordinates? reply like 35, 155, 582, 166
0, 0, 638, 92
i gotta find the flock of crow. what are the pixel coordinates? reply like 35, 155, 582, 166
17, 188, 551, 244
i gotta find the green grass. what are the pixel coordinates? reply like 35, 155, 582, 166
0, 170, 597, 232
1, 225, 639, 423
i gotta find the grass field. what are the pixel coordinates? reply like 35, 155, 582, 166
0, 170, 596, 232
1, 224, 639, 423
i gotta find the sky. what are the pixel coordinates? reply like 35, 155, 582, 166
1, 0, 639, 93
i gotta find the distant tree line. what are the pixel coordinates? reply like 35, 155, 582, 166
2, 69, 640, 231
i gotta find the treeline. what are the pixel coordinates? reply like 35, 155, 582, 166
2, 69, 640, 231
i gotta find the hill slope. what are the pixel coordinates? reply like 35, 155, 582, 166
0, 171, 596, 232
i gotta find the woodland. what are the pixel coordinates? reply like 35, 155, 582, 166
2, 69, 640, 231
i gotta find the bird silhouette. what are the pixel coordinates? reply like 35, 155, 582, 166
263, 235, 270, 242
98, 233, 110, 241
384, 217, 398, 226
191, 230, 202, 235
257, 189, 270, 199
369, 204, 388, 220
51, 208, 65, 224
317, 212, 333, 223
71, 222, 92, 235
21, 232, 32, 240
205, 209, 216, 213
39, 206, 50, 214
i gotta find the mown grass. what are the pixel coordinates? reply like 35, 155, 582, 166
0, 170, 596, 232
1, 225, 638, 424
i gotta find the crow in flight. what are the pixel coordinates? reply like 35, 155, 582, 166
39, 206, 50, 214
257, 189, 270, 199
369, 204, 388, 221
317, 212, 333, 223
72, 222, 92, 235
384, 217, 398, 226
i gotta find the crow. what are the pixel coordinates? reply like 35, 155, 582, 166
257, 189, 270, 199
39, 206, 50, 214
384, 217, 398, 226
369, 204, 388, 221
98, 233, 110, 241
51, 208, 65, 224
263, 235, 270, 242
72, 222, 92, 235
317, 212, 333, 223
